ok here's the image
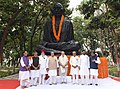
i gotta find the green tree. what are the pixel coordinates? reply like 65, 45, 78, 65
76, 0, 120, 71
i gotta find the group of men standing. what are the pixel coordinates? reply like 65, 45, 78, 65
70, 51, 101, 85
19, 50, 101, 89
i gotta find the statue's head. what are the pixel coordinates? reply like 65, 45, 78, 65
51, 3, 65, 17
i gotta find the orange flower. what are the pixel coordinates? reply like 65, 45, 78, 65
52, 15, 64, 41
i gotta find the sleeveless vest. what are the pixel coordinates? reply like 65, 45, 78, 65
31, 57, 39, 70
20, 56, 29, 71
48, 56, 57, 70
89, 56, 98, 69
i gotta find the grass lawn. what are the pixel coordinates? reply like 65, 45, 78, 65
0, 66, 19, 78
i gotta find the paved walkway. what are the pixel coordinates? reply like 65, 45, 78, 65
16, 77, 120, 89
0, 74, 18, 80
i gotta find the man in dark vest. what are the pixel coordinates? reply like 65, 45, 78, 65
31, 52, 40, 86
36, 3, 80, 55
89, 51, 101, 86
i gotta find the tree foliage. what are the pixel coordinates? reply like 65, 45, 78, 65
75, 0, 120, 63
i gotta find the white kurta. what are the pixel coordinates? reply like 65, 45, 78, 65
90, 57, 101, 76
19, 57, 31, 81
39, 55, 48, 74
59, 55, 68, 75
78, 54, 90, 76
70, 56, 79, 75
47, 56, 59, 76
30, 58, 39, 78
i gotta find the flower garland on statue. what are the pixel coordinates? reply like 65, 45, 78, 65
52, 15, 64, 42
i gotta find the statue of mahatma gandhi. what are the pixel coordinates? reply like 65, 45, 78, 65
36, 3, 80, 55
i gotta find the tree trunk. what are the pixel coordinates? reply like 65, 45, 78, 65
0, 22, 11, 64
100, 29, 104, 53
112, 27, 120, 71
30, 9, 43, 54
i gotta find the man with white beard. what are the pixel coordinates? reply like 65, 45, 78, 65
78, 51, 90, 85
58, 51, 68, 84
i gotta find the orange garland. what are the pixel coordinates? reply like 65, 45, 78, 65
52, 15, 64, 41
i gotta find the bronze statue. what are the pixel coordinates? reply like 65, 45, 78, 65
36, 3, 80, 55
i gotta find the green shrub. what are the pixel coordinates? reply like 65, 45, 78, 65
0, 70, 19, 78
109, 67, 120, 77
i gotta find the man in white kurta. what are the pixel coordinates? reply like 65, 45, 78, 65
59, 51, 68, 84
47, 52, 59, 85
39, 50, 48, 85
78, 51, 90, 85
70, 51, 79, 84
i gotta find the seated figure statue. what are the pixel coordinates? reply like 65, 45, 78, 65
36, 3, 80, 55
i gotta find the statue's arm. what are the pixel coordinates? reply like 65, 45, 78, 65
67, 21, 74, 41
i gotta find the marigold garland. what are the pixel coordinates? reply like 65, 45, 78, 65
52, 15, 64, 41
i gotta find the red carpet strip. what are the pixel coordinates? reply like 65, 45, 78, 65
110, 77, 120, 82
0, 80, 19, 89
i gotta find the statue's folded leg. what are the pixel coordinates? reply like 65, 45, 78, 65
36, 45, 61, 53
36, 40, 80, 55
46, 41, 80, 51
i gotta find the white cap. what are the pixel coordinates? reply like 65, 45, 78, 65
73, 51, 76, 54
